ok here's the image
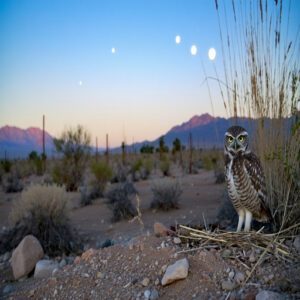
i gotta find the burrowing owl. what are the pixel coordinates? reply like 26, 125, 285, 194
224, 126, 272, 232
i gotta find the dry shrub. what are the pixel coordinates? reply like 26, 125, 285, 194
151, 179, 182, 211
214, 0, 300, 231
2, 168, 23, 193
105, 182, 137, 222
0, 184, 81, 256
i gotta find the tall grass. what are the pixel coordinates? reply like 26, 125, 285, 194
214, 0, 300, 231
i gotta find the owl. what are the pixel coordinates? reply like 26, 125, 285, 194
224, 125, 272, 232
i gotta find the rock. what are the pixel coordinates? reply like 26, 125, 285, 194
11, 235, 44, 280
229, 271, 235, 279
81, 248, 97, 262
222, 249, 231, 258
153, 222, 169, 237
255, 290, 285, 300
161, 258, 189, 286
52, 268, 59, 276
249, 251, 256, 263
3, 284, 14, 295
142, 277, 150, 287
293, 236, 300, 252
235, 272, 245, 284
173, 237, 181, 244
2, 252, 10, 262
59, 259, 67, 268
34, 260, 60, 279
150, 288, 159, 300
221, 280, 236, 291
144, 290, 151, 299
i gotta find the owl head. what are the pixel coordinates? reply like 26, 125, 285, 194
224, 126, 249, 155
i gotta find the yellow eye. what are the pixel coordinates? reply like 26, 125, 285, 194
227, 136, 233, 143
238, 136, 245, 142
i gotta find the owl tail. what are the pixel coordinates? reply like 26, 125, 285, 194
260, 202, 276, 232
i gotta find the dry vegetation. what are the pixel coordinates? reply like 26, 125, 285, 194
213, 0, 300, 232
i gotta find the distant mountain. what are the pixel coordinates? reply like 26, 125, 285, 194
0, 126, 54, 159
128, 113, 293, 152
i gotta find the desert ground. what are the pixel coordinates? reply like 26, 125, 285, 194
0, 167, 299, 299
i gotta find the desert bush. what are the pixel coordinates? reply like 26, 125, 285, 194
159, 157, 170, 176
53, 125, 91, 191
2, 169, 23, 193
140, 158, 153, 180
215, 0, 300, 231
105, 182, 137, 222
1, 184, 81, 256
151, 179, 182, 210
111, 163, 128, 183
130, 159, 143, 181
28, 151, 44, 175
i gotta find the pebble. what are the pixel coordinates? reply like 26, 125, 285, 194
255, 290, 285, 300
161, 258, 189, 286
229, 271, 235, 279
3, 284, 14, 295
59, 259, 67, 268
293, 236, 300, 252
221, 280, 236, 291
222, 249, 231, 258
142, 277, 150, 287
144, 290, 151, 299
173, 237, 182, 244
235, 272, 245, 284
97, 272, 105, 279
150, 288, 159, 300
154, 278, 160, 286
249, 251, 256, 263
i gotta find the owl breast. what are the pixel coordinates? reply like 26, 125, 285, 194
226, 155, 259, 212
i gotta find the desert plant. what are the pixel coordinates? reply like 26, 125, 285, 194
28, 151, 44, 175
2, 169, 23, 193
151, 179, 182, 210
1, 184, 81, 256
140, 158, 153, 180
214, 0, 300, 231
131, 159, 143, 181
159, 157, 170, 176
90, 160, 113, 194
1, 159, 12, 173
53, 125, 91, 191
105, 182, 137, 222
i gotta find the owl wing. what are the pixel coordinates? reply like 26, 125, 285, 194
244, 152, 273, 222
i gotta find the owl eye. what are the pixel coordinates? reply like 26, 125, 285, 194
227, 136, 234, 143
238, 136, 245, 142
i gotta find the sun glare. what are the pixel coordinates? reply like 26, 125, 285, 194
175, 35, 181, 44
78, 81, 83, 86
111, 47, 116, 54
190, 45, 197, 56
208, 48, 216, 60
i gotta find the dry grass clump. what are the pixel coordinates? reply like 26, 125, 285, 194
177, 223, 300, 284
151, 179, 182, 211
214, 0, 300, 232
1, 184, 81, 256
105, 182, 137, 222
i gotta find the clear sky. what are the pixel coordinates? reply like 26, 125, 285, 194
0, 0, 299, 147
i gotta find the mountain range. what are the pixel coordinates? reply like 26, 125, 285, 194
0, 114, 293, 158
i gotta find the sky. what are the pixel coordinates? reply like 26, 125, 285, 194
0, 0, 299, 147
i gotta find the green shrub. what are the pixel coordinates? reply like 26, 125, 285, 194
159, 158, 170, 176
53, 125, 91, 191
151, 180, 182, 210
1, 184, 81, 256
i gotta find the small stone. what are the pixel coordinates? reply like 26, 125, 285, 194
154, 278, 160, 286
142, 277, 150, 287
150, 288, 159, 300
153, 222, 169, 237
52, 268, 59, 276
235, 272, 245, 284
59, 259, 67, 268
255, 290, 284, 300
97, 272, 105, 279
173, 237, 181, 245
229, 271, 235, 279
221, 280, 236, 291
82, 273, 90, 278
222, 249, 231, 258
249, 251, 256, 263
2, 252, 10, 262
3, 284, 14, 295
144, 290, 151, 299
293, 236, 300, 252
161, 258, 189, 286
34, 260, 59, 279
28, 289, 35, 297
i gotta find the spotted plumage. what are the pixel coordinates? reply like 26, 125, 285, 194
224, 125, 272, 232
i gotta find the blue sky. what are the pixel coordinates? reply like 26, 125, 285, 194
0, 0, 299, 147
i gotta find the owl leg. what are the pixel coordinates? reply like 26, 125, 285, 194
236, 209, 245, 232
244, 210, 253, 232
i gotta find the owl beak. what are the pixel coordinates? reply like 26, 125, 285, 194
233, 140, 239, 151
